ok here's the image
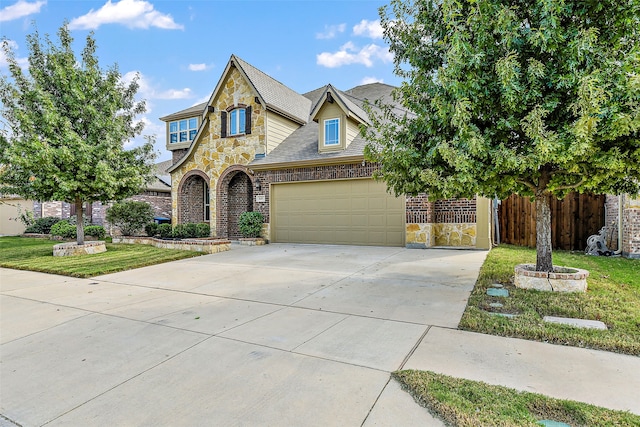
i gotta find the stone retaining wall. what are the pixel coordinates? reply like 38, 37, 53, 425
53, 241, 107, 257
113, 237, 230, 254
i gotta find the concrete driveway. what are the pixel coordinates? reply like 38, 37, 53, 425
1, 244, 487, 426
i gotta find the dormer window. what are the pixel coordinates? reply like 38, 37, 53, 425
324, 118, 340, 146
221, 106, 252, 138
169, 118, 198, 144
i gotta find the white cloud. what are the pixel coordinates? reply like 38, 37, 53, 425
353, 19, 384, 39
126, 116, 164, 149
0, 40, 28, 69
69, 0, 183, 30
188, 63, 211, 72
122, 71, 193, 100
192, 95, 210, 107
316, 23, 346, 40
360, 76, 384, 85
317, 42, 393, 68
0, 0, 46, 22
156, 88, 192, 99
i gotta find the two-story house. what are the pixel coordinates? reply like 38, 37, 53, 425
162, 55, 493, 249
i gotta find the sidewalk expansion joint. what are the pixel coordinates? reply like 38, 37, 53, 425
398, 325, 432, 371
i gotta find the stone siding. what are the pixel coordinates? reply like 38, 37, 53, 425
171, 66, 266, 236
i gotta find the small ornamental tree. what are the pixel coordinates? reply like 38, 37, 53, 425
0, 23, 155, 246
106, 200, 154, 236
365, 0, 640, 271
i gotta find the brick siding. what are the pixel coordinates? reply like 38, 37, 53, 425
179, 176, 206, 224
434, 198, 477, 223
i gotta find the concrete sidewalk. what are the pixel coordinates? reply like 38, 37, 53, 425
1, 243, 638, 426
403, 327, 640, 415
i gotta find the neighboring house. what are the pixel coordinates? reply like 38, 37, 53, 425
0, 195, 32, 236
162, 55, 492, 249
33, 160, 172, 225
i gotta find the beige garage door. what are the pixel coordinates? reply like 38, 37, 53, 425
271, 179, 404, 246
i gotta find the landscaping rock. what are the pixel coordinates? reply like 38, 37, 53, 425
489, 302, 504, 308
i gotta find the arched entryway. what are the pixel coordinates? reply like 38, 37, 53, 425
178, 170, 210, 224
217, 166, 254, 239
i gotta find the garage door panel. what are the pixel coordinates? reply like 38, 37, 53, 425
272, 179, 404, 247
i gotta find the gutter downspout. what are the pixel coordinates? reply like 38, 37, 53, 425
614, 194, 623, 255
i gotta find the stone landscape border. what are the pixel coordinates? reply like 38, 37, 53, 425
113, 237, 231, 254
514, 264, 589, 292
53, 241, 107, 257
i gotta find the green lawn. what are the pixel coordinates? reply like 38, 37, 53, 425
394, 370, 640, 427
459, 245, 640, 355
0, 236, 203, 278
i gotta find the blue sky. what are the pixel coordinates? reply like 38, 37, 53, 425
0, 0, 401, 161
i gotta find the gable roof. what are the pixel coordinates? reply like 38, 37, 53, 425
233, 56, 311, 124
251, 83, 397, 169
309, 84, 369, 125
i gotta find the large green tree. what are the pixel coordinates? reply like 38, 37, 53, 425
0, 24, 155, 245
365, 0, 640, 271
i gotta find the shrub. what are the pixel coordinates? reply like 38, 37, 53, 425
157, 223, 173, 239
50, 220, 76, 239
238, 212, 264, 238
24, 216, 62, 234
196, 223, 210, 238
106, 201, 154, 236
185, 223, 198, 238
85, 225, 106, 239
145, 222, 159, 237
172, 224, 187, 239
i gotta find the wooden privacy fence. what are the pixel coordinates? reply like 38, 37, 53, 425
498, 192, 606, 250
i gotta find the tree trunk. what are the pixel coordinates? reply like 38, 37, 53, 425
75, 197, 85, 246
535, 191, 553, 272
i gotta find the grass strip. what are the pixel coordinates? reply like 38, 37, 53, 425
0, 237, 203, 278
394, 370, 640, 427
459, 245, 640, 355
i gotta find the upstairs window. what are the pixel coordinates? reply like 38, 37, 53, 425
229, 108, 245, 135
324, 118, 340, 146
169, 118, 198, 144
221, 106, 252, 137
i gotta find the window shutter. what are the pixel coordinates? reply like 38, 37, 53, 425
221, 111, 227, 138
245, 106, 252, 135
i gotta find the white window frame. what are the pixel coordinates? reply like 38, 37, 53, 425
169, 117, 198, 144
324, 118, 340, 146
229, 108, 246, 136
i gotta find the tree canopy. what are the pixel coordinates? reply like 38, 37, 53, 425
0, 24, 155, 245
365, 0, 640, 271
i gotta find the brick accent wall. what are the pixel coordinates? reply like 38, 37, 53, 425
434, 198, 476, 223
226, 173, 252, 238
406, 194, 434, 223
172, 148, 188, 164
179, 176, 206, 224
604, 195, 620, 250
623, 198, 640, 258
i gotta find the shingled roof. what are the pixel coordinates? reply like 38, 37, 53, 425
251, 83, 397, 168
233, 55, 311, 124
